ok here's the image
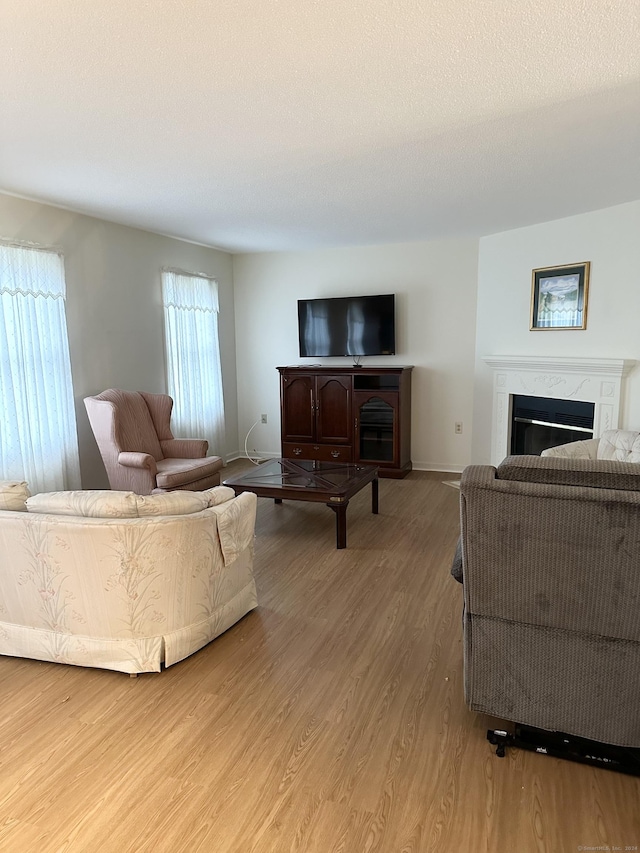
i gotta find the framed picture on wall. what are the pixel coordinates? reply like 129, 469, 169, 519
530, 262, 590, 331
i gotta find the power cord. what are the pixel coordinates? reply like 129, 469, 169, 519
244, 419, 262, 465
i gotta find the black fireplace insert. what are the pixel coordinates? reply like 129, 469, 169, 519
510, 395, 595, 456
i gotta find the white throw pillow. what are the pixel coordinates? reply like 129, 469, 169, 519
0, 480, 31, 512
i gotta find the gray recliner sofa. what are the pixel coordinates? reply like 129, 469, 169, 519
458, 453, 640, 749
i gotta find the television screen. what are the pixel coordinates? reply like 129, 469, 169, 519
298, 294, 396, 358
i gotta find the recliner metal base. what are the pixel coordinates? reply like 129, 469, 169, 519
487, 725, 640, 777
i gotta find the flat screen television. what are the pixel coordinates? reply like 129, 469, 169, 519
298, 294, 396, 357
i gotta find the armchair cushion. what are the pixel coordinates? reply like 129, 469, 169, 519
160, 438, 209, 458
155, 456, 224, 490
110, 390, 164, 460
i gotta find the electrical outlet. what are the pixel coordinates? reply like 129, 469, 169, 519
261, 414, 268, 424
455, 422, 463, 434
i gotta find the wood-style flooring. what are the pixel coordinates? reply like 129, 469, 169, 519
1, 462, 639, 852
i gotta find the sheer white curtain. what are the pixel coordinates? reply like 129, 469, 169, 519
161, 269, 225, 453
0, 241, 81, 493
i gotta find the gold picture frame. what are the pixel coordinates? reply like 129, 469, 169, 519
530, 262, 590, 331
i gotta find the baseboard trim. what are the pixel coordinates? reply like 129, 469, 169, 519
412, 462, 465, 474
225, 451, 278, 464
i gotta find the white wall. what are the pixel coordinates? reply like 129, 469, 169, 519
0, 193, 238, 488
472, 199, 640, 463
233, 238, 479, 472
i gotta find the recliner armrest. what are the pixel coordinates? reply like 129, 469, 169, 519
118, 451, 157, 474
160, 438, 208, 459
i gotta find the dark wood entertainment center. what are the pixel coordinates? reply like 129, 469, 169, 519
277, 365, 413, 478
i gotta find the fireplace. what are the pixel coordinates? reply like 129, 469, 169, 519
483, 356, 635, 466
510, 394, 594, 455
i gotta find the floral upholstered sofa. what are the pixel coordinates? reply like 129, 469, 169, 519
0, 481, 258, 675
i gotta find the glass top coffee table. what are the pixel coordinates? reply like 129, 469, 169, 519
223, 458, 379, 549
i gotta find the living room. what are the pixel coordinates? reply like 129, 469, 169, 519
2, 1, 640, 850
3, 192, 639, 485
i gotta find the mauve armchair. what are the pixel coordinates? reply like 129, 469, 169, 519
84, 389, 224, 494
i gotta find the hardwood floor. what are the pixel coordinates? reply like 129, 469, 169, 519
1, 462, 639, 852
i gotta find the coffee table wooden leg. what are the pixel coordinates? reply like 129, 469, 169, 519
372, 477, 379, 514
274, 498, 282, 504
328, 502, 348, 549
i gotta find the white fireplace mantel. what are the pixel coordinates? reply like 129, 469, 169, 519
482, 355, 636, 466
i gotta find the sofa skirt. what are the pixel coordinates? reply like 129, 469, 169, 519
0, 579, 258, 675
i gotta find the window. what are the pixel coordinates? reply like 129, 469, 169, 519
0, 241, 81, 493
161, 269, 225, 452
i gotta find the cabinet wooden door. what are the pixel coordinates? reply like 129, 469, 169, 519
354, 391, 399, 466
281, 373, 315, 442
279, 365, 412, 477
315, 375, 352, 444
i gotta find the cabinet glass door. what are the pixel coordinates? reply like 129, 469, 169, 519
358, 396, 395, 462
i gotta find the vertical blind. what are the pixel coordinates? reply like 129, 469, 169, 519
161, 269, 225, 453
0, 241, 81, 493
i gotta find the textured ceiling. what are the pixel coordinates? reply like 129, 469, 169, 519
1, 0, 639, 252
